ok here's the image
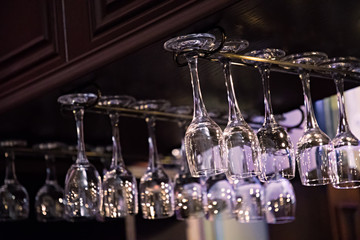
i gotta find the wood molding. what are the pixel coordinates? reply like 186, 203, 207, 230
0, 0, 66, 85
0, 0, 237, 113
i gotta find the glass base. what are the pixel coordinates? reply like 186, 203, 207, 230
191, 168, 226, 178
301, 178, 332, 186
267, 216, 295, 224
332, 180, 360, 189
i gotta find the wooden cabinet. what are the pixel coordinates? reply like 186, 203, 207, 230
0, 0, 236, 113
0, 0, 66, 109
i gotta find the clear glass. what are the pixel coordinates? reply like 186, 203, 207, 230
205, 173, 235, 221
34, 142, 65, 222
164, 34, 227, 177
264, 175, 296, 224
58, 93, 103, 221
244, 49, 295, 182
233, 177, 264, 223
0, 141, 29, 221
319, 57, 360, 189
282, 52, 334, 186
98, 95, 138, 218
135, 100, 174, 219
216, 39, 261, 180
171, 106, 205, 220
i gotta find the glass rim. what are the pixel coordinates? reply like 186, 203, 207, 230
163, 33, 216, 52
243, 48, 286, 65
97, 95, 136, 108
133, 99, 171, 111
57, 93, 98, 106
219, 38, 249, 54
281, 51, 328, 65
0, 140, 27, 148
33, 142, 67, 151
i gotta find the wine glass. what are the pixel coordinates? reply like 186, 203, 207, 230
97, 95, 138, 219
264, 175, 296, 224
134, 100, 174, 219
243, 49, 296, 182
282, 52, 334, 186
214, 39, 261, 181
57, 93, 103, 221
164, 33, 227, 177
168, 106, 205, 220
319, 57, 360, 189
0, 140, 29, 221
205, 173, 235, 221
233, 177, 264, 223
34, 142, 65, 222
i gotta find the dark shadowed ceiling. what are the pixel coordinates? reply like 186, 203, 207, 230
1, 0, 360, 164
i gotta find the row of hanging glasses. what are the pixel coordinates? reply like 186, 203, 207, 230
1, 31, 360, 226
0, 94, 292, 224
163, 32, 360, 189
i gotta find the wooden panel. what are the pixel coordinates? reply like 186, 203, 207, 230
0, 0, 235, 113
64, 0, 221, 59
327, 187, 360, 240
0, 0, 66, 99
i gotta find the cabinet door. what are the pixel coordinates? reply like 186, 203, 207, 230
0, 0, 66, 108
63, 0, 236, 60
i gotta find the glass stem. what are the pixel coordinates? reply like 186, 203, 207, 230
146, 116, 161, 171
109, 113, 126, 170
186, 54, 208, 119
45, 155, 57, 184
299, 71, 319, 130
178, 122, 190, 174
258, 65, 276, 124
222, 60, 243, 123
74, 108, 88, 165
4, 151, 17, 184
334, 75, 350, 134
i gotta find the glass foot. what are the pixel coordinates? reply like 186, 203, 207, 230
164, 33, 216, 53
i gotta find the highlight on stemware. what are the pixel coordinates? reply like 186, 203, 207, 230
0, 140, 29, 221
205, 173, 235, 221
233, 177, 264, 223
134, 100, 175, 219
214, 39, 261, 181
264, 176, 296, 224
281, 52, 334, 186
98, 95, 138, 219
169, 106, 205, 220
58, 93, 103, 221
319, 57, 360, 189
34, 142, 66, 222
164, 33, 227, 178
243, 49, 296, 182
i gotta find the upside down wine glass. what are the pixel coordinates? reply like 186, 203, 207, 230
34, 142, 65, 222
98, 95, 138, 219
58, 93, 103, 221
319, 57, 360, 189
232, 177, 264, 223
135, 100, 174, 219
282, 52, 334, 186
215, 39, 261, 180
164, 33, 227, 177
264, 174, 296, 224
205, 173, 235, 221
244, 49, 295, 182
169, 106, 205, 220
0, 141, 29, 221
